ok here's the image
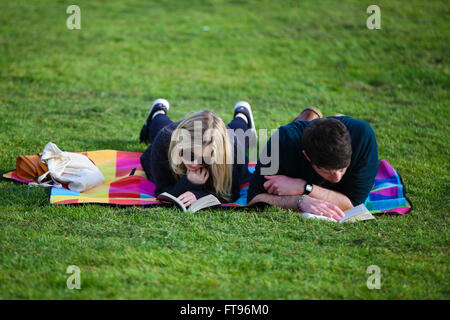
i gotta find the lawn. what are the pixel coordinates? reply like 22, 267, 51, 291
0, 0, 448, 299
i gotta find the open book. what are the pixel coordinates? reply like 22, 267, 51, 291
300, 204, 375, 223
157, 192, 221, 212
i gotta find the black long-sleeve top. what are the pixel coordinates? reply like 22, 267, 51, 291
140, 121, 251, 203
247, 116, 379, 206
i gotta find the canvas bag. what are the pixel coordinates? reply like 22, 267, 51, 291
37, 142, 105, 192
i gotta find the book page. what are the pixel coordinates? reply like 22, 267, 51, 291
300, 212, 337, 222
300, 204, 375, 223
339, 204, 375, 223
157, 192, 187, 212
189, 194, 221, 213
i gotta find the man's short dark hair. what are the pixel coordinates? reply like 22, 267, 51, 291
302, 118, 352, 169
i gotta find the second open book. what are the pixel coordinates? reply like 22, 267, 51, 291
300, 204, 375, 223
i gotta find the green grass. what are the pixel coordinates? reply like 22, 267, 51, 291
0, 0, 448, 299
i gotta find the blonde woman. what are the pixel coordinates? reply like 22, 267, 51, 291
139, 98, 257, 206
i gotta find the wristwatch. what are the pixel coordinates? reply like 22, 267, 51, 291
304, 183, 313, 195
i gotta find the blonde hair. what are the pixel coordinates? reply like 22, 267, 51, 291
168, 110, 234, 201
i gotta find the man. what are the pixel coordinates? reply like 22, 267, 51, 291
247, 107, 379, 221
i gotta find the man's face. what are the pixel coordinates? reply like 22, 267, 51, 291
311, 164, 348, 183
302, 150, 349, 183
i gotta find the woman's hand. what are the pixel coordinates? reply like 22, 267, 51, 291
178, 191, 197, 207
187, 167, 209, 185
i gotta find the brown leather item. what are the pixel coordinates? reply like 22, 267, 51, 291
16, 154, 50, 182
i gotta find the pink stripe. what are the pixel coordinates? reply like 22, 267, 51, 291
371, 187, 398, 197
376, 160, 396, 180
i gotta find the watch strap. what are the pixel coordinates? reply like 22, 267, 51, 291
296, 194, 308, 212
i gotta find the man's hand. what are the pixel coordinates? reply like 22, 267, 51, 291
263, 175, 305, 196
178, 191, 197, 207
187, 167, 209, 185
300, 196, 345, 221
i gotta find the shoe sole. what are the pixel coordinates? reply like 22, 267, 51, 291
234, 101, 258, 146
145, 98, 170, 124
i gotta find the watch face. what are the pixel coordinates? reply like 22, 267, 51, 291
306, 184, 313, 193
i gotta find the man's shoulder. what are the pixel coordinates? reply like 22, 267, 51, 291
333, 116, 375, 136
281, 120, 310, 131
279, 117, 375, 143
277, 120, 309, 142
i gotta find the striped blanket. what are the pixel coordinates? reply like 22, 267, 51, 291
2, 150, 412, 214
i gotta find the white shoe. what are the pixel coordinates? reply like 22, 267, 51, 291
234, 101, 257, 147
145, 98, 170, 125
140, 98, 170, 144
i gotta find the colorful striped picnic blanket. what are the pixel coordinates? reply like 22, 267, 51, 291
364, 159, 412, 214
2, 150, 412, 214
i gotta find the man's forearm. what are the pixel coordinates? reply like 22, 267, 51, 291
308, 184, 353, 211
247, 193, 299, 210
262, 175, 354, 210
291, 178, 353, 210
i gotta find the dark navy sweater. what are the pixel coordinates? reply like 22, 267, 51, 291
247, 116, 379, 206
140, 121, 251, 203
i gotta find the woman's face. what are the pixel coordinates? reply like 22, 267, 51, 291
181, 145, 212, 171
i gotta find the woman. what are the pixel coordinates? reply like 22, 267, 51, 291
139, 98, 257, 207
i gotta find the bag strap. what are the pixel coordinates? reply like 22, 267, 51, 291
37, 171, 51, 183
